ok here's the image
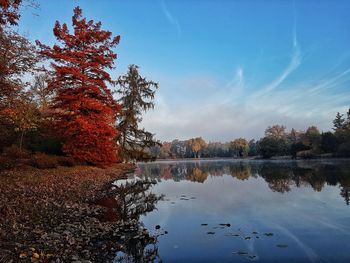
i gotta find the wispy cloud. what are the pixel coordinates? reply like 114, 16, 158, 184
309, 68, 350, 93
261, 42, 301, 95
141, 62, 350, 141
224, 67, 245, 104
160, 0, 181, 35
253, 1, 301, 98
139, 0, 350, 142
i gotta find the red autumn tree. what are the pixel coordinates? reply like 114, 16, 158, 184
0, 0, 22, 30
36, 6, 121, 166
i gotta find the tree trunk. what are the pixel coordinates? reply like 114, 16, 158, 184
19, 129, 25, 154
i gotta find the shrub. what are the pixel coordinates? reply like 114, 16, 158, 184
0, 156, 16, 170
2, 145, 30, 159
30, 153, 58, 169
25, 130, 64, 155
57, 156, 76, 167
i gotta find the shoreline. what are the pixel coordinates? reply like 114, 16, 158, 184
0, 163, 156, 262
150, 156, 350, 163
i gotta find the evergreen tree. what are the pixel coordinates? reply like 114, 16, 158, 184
333, 112, 345, 131
346, 108, 350, 129
116, 65, 160, 162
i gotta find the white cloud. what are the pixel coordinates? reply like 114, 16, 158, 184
140, 67, 349, 142
160, 0, 181, 36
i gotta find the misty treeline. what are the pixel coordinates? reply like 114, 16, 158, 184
150, 109, 350, 159
0, 1, 159, 168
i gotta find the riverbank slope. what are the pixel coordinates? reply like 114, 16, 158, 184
0, 163, 135, 262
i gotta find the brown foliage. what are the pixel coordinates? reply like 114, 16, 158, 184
2, 144, 29, 159
265, 125, 287, 139
0, 163, 135, 260
29, 152, 59, 169
29, 153, 78, 169
0, 155, 16, 170
0, 30, 39, 152
0, 31, 38, 105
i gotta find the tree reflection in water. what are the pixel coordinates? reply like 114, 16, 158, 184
96, 180, 164, 262
139, 161, 350, 205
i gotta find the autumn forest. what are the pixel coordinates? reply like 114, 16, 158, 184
0, 2, 161, 168
1, 1, 350, 262
1, 1, 350, 169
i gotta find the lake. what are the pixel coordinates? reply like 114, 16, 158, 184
113, 159, 350, 263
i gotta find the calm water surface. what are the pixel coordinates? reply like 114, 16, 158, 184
114, 159, 350, 263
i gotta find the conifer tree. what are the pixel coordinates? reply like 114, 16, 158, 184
333, 112, 345, 131
37, 7, 121, 165
116, 65, 159, 161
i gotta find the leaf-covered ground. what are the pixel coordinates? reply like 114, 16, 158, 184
0, 163, 150, 262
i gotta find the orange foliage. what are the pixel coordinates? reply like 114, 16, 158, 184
0, 0, 21, 29
36, 7, 121, 166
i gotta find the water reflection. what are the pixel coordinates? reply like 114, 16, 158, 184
105, 160, 350, 262
96, 180, 164, 262
134, 160, 350, 263
138, 160, 350, 205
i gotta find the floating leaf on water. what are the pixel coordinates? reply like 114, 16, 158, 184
264, 232, 274, 236
233, 251, 248, 255
276, 244, 288, 248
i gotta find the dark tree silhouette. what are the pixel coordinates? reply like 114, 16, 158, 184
96, 179, 164, 262
333, 112, 345, 131
117, 65, 160, 162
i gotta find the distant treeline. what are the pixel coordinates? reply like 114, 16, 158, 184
138, 161, 350, 205
148, 108, 350, 159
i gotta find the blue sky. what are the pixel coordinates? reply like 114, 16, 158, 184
18, 0, 350, 141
